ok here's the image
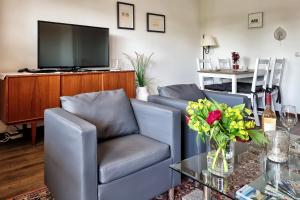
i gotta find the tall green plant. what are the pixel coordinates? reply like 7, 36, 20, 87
124, 52, 153, 87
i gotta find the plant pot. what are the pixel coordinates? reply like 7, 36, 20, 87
232, 61, 239, 70
207, 138, 235, 177
136, 87, 149, 101
233, 64, 239, 70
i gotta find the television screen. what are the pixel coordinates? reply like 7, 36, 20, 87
38, 21, 109, 69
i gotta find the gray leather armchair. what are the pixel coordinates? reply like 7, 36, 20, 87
44, 90, 181, 200
148, 84, 250, 159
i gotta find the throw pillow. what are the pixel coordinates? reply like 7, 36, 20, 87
60, 89, 139, 140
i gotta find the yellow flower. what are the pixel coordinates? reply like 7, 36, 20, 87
237, 114, 243, 120
245, 121, 256, 129
237, 121, 245, 129
239, 130, 248, 136
202, 125, 210, 133
245, 108, 252, 115
229, 121, 238, 129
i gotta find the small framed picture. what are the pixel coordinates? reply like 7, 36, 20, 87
117, 2, 135, 30
147, 13, 165, 33
248, 12, 263, 29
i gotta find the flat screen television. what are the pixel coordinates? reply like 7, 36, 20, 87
38, 21, 109, 69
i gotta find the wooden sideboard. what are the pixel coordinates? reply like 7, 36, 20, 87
0, 70, 136, 144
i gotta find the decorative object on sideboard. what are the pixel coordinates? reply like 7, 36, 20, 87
147, 13, 166, 33
117, 2, 135, 30
186, 99, 268, 177
111, 59, 122, 71
124, 52, 153, 101
248, 12, 263, 29
274, 27, 287, 43
232, 52, 240, 70
136, 87, 149, 101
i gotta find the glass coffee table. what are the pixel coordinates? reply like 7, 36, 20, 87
170, 134, 300, 199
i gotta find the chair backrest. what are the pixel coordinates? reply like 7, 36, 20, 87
196, 58, 212, 71
218, 58, 231, 69
251, 58, 271, 92
268, 58, 285, 89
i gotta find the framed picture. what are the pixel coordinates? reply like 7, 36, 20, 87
147, 13, 165, 33
248, 12, 263, 29
117, 2, 135, 30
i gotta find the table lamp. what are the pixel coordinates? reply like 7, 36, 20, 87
200, 34, 217, 54
200, 35, 217, 68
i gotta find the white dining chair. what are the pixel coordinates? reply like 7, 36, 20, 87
196, 58, 214, 85
218, 58, 231, 69
268, 58, 285, 111
235, 58, 271, 126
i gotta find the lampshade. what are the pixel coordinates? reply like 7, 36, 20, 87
200, 35, 217, 47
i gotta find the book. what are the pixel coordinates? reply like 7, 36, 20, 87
236, 184, 267, 200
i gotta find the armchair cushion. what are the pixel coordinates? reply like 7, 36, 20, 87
98, 134, 170, 184
158, 84, 206, 101
60, 89, 139, 140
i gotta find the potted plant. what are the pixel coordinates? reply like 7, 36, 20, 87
232, 52, 240, 70
186, 99, 268, 177
124, 52, 153, 101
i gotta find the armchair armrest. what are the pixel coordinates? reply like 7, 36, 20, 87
203, 90, 251, 107
44, 108, 98, 200
148, 95, 207, 157
131, 99, 181, 163
148, 95, 188, 114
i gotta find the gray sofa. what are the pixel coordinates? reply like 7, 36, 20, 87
44, 89, 181, 200
148, 84, 250, 159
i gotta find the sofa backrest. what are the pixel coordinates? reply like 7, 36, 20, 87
60, 89, 139, 141
157, 84, 206, 102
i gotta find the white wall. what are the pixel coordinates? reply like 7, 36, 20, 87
199, 0, 300, 110
0, 0, 201, 92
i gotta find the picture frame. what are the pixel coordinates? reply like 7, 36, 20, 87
117, 2, 135, 30
248, 12, 263, 29
147, 13, 165, 33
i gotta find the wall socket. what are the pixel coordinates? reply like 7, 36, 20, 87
295, 52, 300, 57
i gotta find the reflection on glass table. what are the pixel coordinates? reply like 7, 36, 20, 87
170, 136, 300, 200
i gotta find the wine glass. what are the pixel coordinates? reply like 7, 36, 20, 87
280, 105, 298, 132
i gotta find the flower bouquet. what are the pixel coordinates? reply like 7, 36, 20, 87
232, 52, 240, 70
186, 99, 268, 177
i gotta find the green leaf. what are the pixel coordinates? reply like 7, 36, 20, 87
123, 52, 154, 87
202, 106, 209, 117
196, 134, 200, 143
233, 104, 245, 111
248, 129, 269, 145
212, 99, 224, 112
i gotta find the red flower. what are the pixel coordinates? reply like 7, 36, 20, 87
206, 110, 222, 125
232, 52, 240, 62
236, 137, 251, 143
185, 115, 190, 124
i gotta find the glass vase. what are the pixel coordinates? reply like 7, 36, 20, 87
207, 138, 235, 177
232, 61, 239, 70
266, 130, 289, 163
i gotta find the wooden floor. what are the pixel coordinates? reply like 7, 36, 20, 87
0, 129, 45, 199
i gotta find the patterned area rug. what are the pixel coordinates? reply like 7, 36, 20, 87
12, 148, 291, 200
10, 179, 200, 200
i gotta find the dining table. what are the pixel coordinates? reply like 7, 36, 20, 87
197, 69, 264, 94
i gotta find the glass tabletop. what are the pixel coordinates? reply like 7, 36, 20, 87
170, 135, 300, 199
